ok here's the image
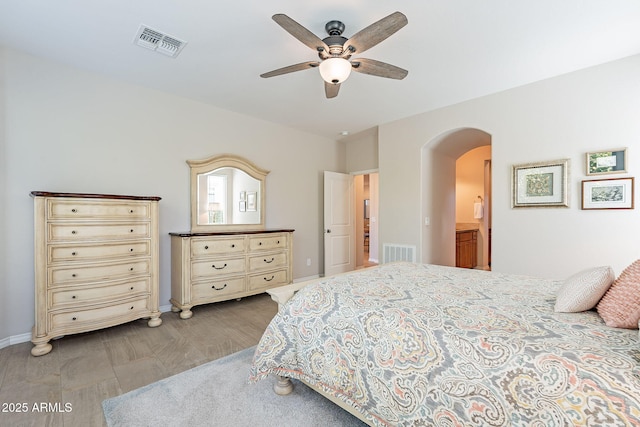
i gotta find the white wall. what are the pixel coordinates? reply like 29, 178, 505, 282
0, 48, 8, 342
380, 54, 640, 279
2, 48, 342, 342
344, 128, 378, 172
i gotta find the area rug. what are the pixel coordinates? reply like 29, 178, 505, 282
102, 346, 367, 426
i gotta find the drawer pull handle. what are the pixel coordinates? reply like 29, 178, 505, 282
264, 257, 275, 263
259, 242, 262, 246
130, 229, 134, 233
71, 252, 77, 256
71, 230, 77, 235
264, 275, 275, 282
129, 248, 134, 252
277, 240, 280, 244
204, 245, 209, 250
212, 283, 228, 291
130, 306, 134, 310
71, 273, 77, 277
212, 263, 227, 270
129, 209, 134, 213
231, 244, 235, 248
72, 317, 77, 321
130, 286, 134, 290
71, 295, 76, 299
129, 267, 134, 271
71, 208, 77, 213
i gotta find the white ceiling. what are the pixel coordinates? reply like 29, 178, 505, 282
1, 1, 640, 139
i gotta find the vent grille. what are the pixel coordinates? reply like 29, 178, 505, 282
382, 244, 416, 263
134, 25, 186, 58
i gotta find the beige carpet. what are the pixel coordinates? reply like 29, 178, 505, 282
102, 346, 367, 426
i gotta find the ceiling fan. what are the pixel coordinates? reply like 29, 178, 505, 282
260, 11, 408, 98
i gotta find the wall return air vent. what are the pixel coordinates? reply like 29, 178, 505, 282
134, 25, 186, 58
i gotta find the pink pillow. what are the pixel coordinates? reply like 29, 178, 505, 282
597, 260, 640, 328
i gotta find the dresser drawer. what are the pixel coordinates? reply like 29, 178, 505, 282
248, 234, 288, 252
49, 259, 150, 286
47, 199, 151, 220
192, 277, 246, 301
50, 297, 150, 330
48, 241, 150, 263
49, 278, 150, 308
248, 252, 289, 272
247, 269, 289, 291
48, 223, 150, 242
191, 237, 246, 258
191, 257, 245, 280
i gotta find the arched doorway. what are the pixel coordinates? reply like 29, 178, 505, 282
420, 128, 492, 267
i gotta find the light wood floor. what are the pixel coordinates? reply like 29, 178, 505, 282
0, 293, 278, 427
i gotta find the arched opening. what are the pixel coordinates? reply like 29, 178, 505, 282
420, 128, 492, 267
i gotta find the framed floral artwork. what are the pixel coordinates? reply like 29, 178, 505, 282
512, 159, 570, 208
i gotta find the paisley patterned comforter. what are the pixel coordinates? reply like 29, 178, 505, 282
249, 263, 640, 426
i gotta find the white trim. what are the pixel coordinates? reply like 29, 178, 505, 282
160, 303, 173, 313
0, 331, 32, 350
349, 168, 379, 176
294, 274, 320, 282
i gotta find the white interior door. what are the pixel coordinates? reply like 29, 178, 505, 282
324, 171, 355, 276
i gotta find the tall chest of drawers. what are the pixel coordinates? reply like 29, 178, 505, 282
169, 229, 294, 319
30, 192, 162, 356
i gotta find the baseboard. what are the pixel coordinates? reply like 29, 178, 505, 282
0, 331, 32, 350
293, 274, 320, 283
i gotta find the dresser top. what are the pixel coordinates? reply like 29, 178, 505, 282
30, 191, 161, 201
169, 229, 294, 237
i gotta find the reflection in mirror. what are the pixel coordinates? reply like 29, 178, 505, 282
196, 167, 261, 226
188, 154, 269, 232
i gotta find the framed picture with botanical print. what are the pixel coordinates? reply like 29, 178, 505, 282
512, 159, 570, 208
586, 148, 627, 176
246, 191, 257, 211
582, 177, 634, 210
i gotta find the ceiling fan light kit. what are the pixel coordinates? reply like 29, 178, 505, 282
319, 57, 352, 84
260, 11, 408, 98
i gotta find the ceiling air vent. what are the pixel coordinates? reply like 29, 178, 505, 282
134, 25, 186, 58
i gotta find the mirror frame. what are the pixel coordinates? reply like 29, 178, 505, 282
188, 154, 269, 232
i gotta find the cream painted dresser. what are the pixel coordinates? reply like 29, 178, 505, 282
169, 229, 294, 319
30, 192, 162, 356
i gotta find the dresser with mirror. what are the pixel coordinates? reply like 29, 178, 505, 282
169, 154, 293, 319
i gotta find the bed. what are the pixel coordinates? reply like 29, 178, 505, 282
248, 262, 640, 426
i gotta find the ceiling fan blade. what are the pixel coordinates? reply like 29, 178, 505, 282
351, 58, 408, 80
260, 61, 319, 78
343, 11, 407, 55
324, 81, 340, 98
272, 14, 330, 54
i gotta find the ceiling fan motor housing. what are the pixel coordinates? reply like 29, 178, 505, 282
322, 20, 348, 57
325, 20, 345, 36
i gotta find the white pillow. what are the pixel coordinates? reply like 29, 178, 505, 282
554, 266, 615, 313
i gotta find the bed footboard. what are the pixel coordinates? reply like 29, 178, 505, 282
266, 279, 318, 310
265, 273, 375, 425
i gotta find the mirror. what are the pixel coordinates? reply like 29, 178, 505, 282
188, 154, 269, 232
